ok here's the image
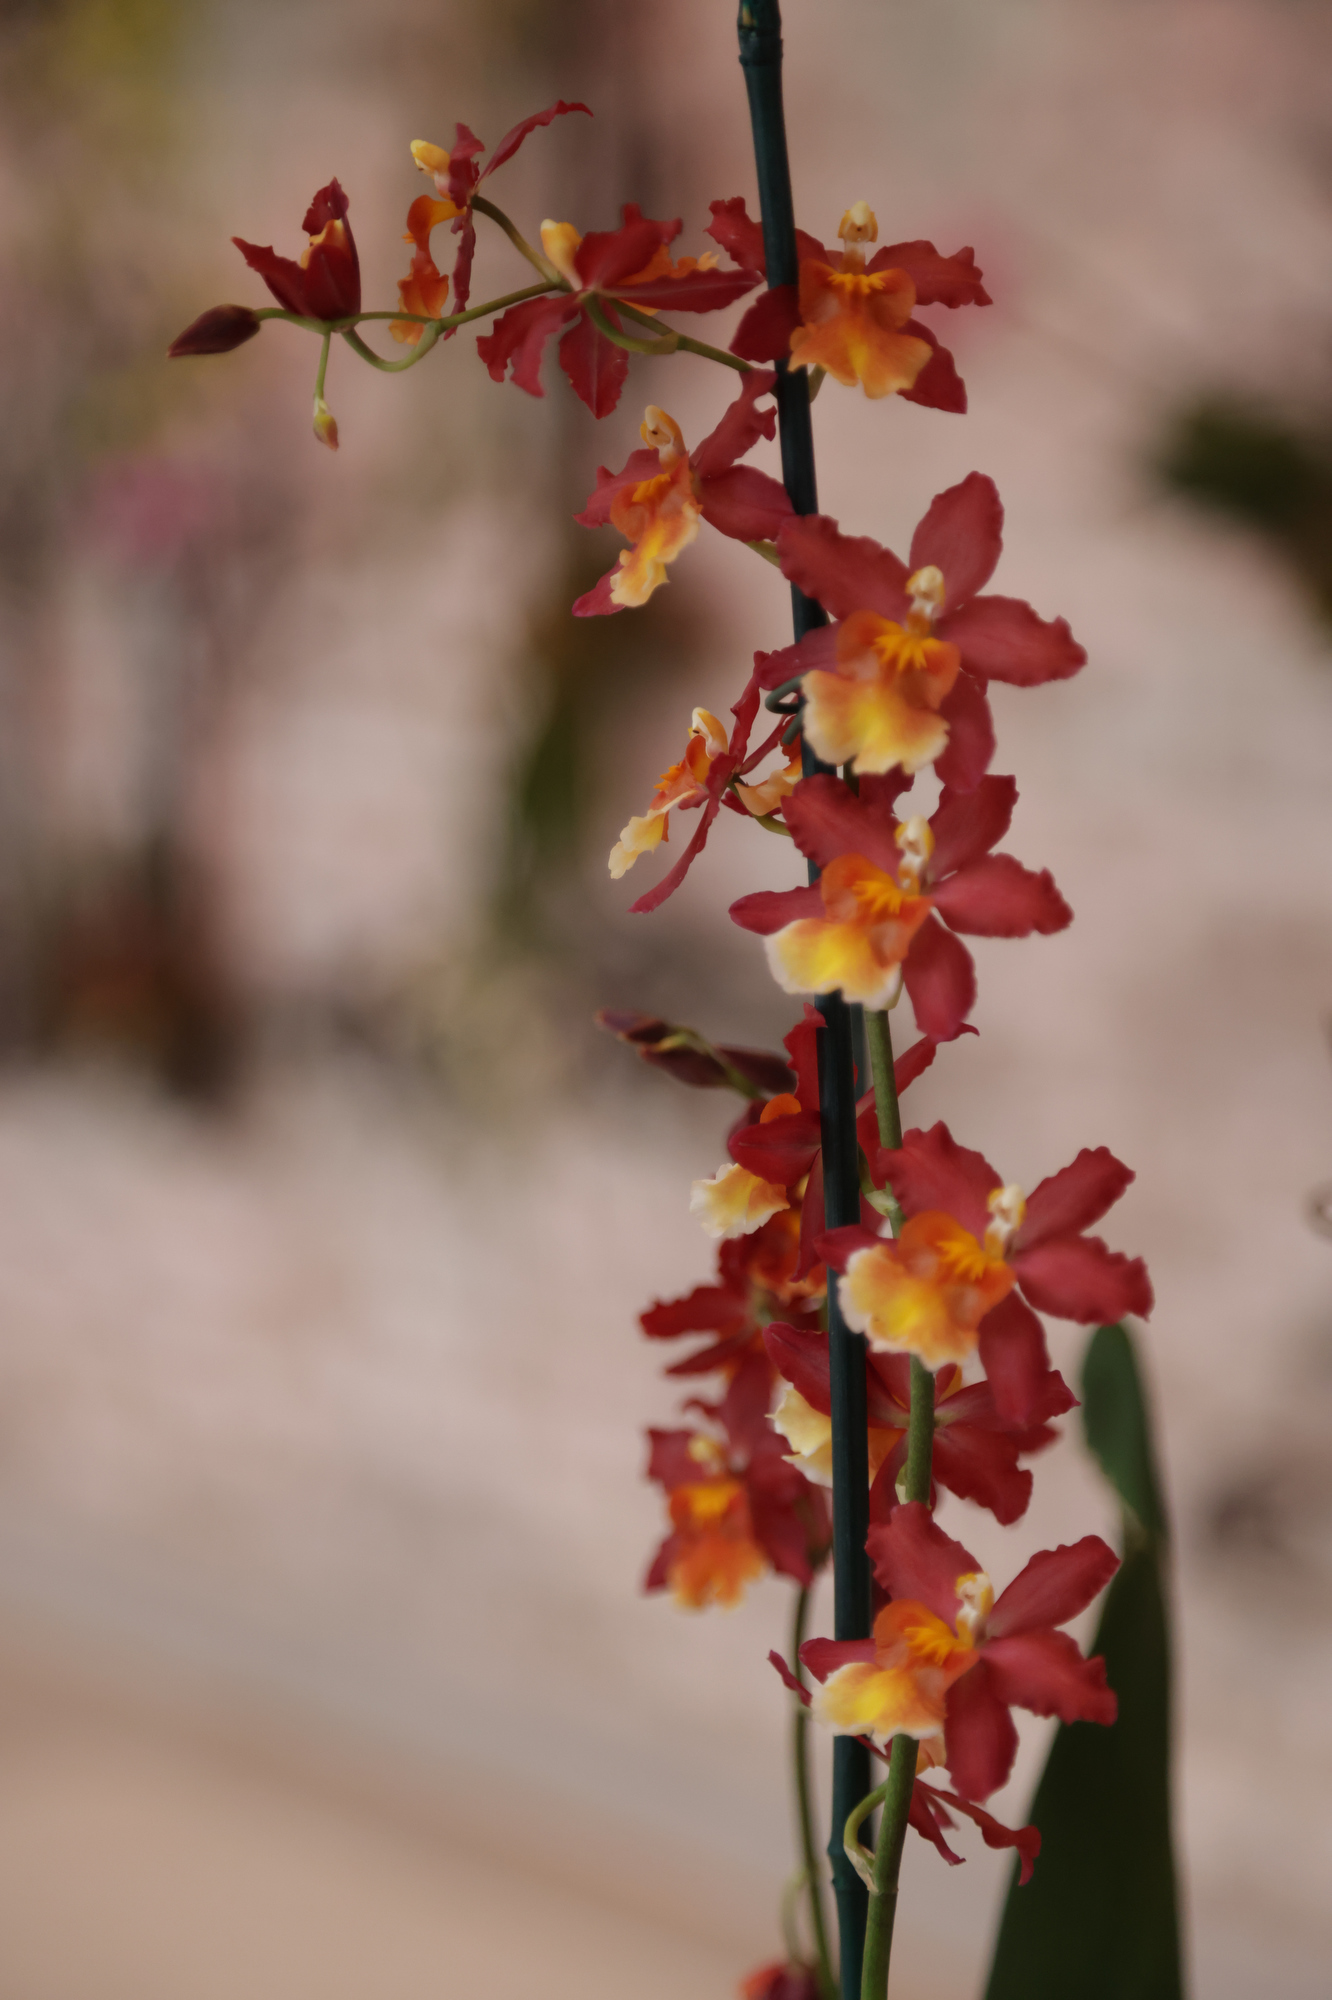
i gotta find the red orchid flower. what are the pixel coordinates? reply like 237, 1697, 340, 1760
801, 1502, 1118, 1801
572, 371, 792, 614
477, 203, 762, 418
645, 1355, 830, 1608
707, 196, 989, 412
822, 1119, 1152, 1424
767, 473, 1085, 792
232, 180, 361, 321
642, 1204, 825, 1384
769, 1649, 1040, 1880
762, 1319, 1073, 1526
408, 100, 591, 320
730, 771, 1071, 1041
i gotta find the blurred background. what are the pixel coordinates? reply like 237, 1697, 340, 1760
0, 0, 1329, 1993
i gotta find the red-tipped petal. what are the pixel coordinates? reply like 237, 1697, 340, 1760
730, 1109, 821, 1186
476, 293, 579, 393
934, 672, 995, 792
700, 466, 793, 542
641, 1285, 746, 1339
1018, 1148, 1135, 1250
865, 1499, 979, 1623
928, 776, 1016, 878
932, 1424, 1033, 1526
870, 241, 991, 309
988, 1537, 1120, 1640
902, 917, 977, 1042
576, 210, 679, 291
783, 773, 901, 873
944, 1660, 1017, 1800
764, 1322, 832, 1413
559, 309, 629, 417
942, 595, 1086, 686
800, 1634, 877, 1682
731, 284, 801, 361
931, 1788, 1041, 1883
899, 322, 967, 414
691, 368, 778, 479
571, 568, 621, 617
981, 1631, 1117, 1726
706, 196, 768, 272
769, 1649, 812, 1704
730, 885, 824, 934
933, 854, 1073, 938
777, 516, 909, 622
977, 1292, 1052, 1427
877, 1121, 998, 1233
1015, 1235, 1153, 1323
481, 99, 591, 179
575, 448, 660, 527
623, 265, 761, 312
909, 473, 1004, 608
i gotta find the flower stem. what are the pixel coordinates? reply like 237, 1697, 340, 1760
615, 300, 752, 373
859, 1006, 936, 2000
471, 193, 564, 283
255, 279, 560, 345
340, 321, 444, 373
792, 1585, 837, 2000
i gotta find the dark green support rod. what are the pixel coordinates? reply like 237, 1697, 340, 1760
736, 6, 871, 1995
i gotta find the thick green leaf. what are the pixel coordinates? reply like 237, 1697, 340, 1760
983, 1323, 1184, 2000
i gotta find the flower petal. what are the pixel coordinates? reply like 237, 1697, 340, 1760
932, 854, 1073, 937
869, 241, 991, 309
782, 773, 901, 873
559, 308, 630, 417
865, 1499, 979, 1624
706, 196, 768, 272
928, 1787, 1040, 1883
624, 265, 761, 311
875, 1120, 998, 1234
730, 885, 825, 934
730, 284, 801, 361
691, 368, 779, 479
481, 98, 592, 178
908, 473, 1003, 608
1014, 1235, 1154, 1323
977, 1291, 1053, 1426
476, 293, 580, 394
901, 915, 977, 1041
576, 208, 680, 290
574, 447, 661, 528
944, 1660, 1017, 1800
981, 1630, 1117, 1726
777, 516, 910, 622
928, 776, 1016, 878
699, 466, 794, 541
933, 672, 995, 792
932, 1423, 1033, 1526
1017, 1148, 1135, 1251
988, 1537, 1120, 1640
942, 594, 1085, 686
800, 1635, 877, 1682
898, 321, 966, 413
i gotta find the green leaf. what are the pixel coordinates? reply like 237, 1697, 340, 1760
982, 1323, 1184, 2000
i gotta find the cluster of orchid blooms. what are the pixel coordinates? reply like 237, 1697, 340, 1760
171, 96, 1152, 2000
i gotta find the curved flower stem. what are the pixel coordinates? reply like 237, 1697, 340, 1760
586, 297, 680, 357
340, 321, 444, 373
254, 279, 560, 346
843, 1780, 889, 1892
859, 1006, 936, 2000
471, 193, 565, 283
792, 1584, 837, 2000
313, 328, 331, 402
616, 299, 752, 372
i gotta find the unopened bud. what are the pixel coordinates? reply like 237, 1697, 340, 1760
167, 304, 261, 358
312, 395, 339, 451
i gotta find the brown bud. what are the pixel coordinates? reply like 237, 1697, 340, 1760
167, 304, 262, 358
